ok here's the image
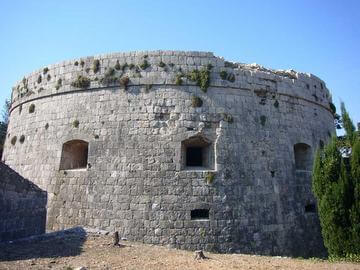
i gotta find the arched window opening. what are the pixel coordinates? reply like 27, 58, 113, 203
60, 140, 89, 170
181, 136, 214, 170
294, 143, 312, 171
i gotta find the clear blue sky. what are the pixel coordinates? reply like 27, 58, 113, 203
1, 0, 359, 127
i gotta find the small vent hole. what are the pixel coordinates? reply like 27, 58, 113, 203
191, 209, 209, 220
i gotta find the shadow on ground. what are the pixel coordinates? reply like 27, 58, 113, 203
0, 227, 87, 262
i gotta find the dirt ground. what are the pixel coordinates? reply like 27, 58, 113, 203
0, 231, 359, 270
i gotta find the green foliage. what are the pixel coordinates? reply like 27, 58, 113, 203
187, 67, 210, 92
119, 76, 130, 90
47, 74, 51, 81
175, 74, 183, 85
191, 96, 203, 107
158, 61, 166, 68
73, 120, 79, 128
114, 60, 121, 70
10, 136, 17, 145
100, 68, 118, 85
71, 75, 91, 89
92, 59, 100, 73
80, 60, 85, 67
29, 104, 35, 113
312, 104, 360, 257
55, 78, 62, 90
74, 61, 79, 66
204, 172, 215, 184
220, 70, 235, 82
341, 102, 356, 144
224, 61, 238, 68
37, 75, 42, 84
223, 113, 234, 123
140, 60, 150, 70
43, 67, 49, 74
329, 102, 336, 114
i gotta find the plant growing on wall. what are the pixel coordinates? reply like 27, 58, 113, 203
19, 135, 25, 144
55, 78, 62, 90
100, 68, 118, 85
140, 59, 150, 70
37, 75, 42, 84
191, 96, 203, 107
10, 136, 17, 145
187, 66, 211, 92
43, 67, 49, 74
73, 120, 79, 128
119, 76, 130, 90
93, 59, 100, 73
29, 104, 35, 113
71, 75, 91, 89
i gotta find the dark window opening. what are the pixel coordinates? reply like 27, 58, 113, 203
319, 140, 324, 149
181, 136, 214, 170
187, 147, 203, 167
305, 204, 316, 213
191, 209, 209, 220
60, 140, 89, 170
294, 143, 312, 171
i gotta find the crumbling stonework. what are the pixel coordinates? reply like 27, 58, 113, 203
0, 162, 47, 242
2, 51, 334, 256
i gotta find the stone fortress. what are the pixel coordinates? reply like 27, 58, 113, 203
2, 51, 335, 257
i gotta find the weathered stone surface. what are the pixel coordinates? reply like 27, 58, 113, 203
0, 162, 47, 242
2, 51, 334, 257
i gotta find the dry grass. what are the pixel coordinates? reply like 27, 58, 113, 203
0, 233, 359, 270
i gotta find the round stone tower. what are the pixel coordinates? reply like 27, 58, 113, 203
3, 51, 334, 256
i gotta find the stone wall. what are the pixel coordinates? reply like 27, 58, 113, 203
0, 162, 47, 242
3, 51, 333, 256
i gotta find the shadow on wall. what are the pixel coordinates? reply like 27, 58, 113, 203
0, 162, 47, 243
0, 227, 87, 262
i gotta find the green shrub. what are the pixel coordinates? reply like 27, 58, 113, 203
43, 67, 49, 74
10, 136, 17, 145
120, 76, 130, 90
92, 59, 100, 73
224, 61, 238, 68
114, 60, 121, 70
37, 75, 42, 84
80, 60, 85, 67
140, 60, 150, 70
223, 113, 233, 123
19, 135, 25, 144
55, 78, 62, 90
187, 67, 210, 92
74, 61, 79, 66
204, 172, 215, 184
175, 74, 183, 85
29, 104, 35, 113
158, 61, 166, 68
207, 64, 213, 70
191, 96, 203, 107
47, 74, 51, 81
329, 102, 336, 115
73, 120, 79, 128
129, 63, 135, 70
71, 75, 91, 89
220, 70, 235, 82
100, 68, 118, 85
313, 103, 360, 257
85, 68, 90, 73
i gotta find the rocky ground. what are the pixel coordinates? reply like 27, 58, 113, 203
0, 228, 359, 270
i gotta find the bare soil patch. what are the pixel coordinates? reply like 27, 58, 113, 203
0, 230, 359, 270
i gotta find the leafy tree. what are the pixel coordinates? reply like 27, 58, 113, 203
312, 103, 360, 258
0, 98, 10, 160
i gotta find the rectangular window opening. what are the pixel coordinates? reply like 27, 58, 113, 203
191, 209, 209, 220
305, 204, 316, 213
186, 147, 203, 167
